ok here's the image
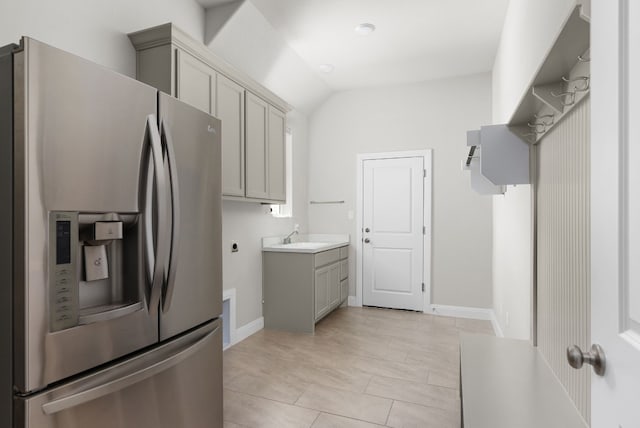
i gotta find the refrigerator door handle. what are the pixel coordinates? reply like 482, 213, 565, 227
143, 115, 168, 315
41, 324, 219, 415
160, 119, 181, 313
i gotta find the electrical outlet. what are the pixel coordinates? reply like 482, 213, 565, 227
231, 240, 239, 253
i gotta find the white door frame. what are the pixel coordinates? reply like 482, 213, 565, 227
355, 150, 433, 312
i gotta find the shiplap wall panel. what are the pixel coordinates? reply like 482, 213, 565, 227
536, 97, 590, 424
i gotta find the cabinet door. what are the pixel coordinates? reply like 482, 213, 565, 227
341, 278, 349, 304
217, 75, 245, 197
329, 263, 341, 310
314, 266, 330, 320
245, 92, 269, 199
175, 49, 216, 115
268, 106, 286, 202
340, 260, 348, 281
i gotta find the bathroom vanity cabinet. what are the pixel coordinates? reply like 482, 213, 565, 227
263, 245, 348, 334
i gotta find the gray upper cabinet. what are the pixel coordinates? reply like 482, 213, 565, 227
268, 106, 286, 201
176, 49, 216, 115
245, 92, 269, 200
245, 92, 287, 202
128, 23, 290, 203
217, 74, 245, 197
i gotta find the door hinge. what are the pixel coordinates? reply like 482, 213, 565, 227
423, 226, 426, 235
422, 283, 425, 292
423, 169, 427, 178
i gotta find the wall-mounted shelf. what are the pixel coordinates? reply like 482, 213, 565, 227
480, 125, 530, 185
508, 5, 590, 143
463, 131, 505, 195
462, 126, 528, 195
464, 148, 506, 195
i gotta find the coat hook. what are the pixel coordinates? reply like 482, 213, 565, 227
562, 76, 590, 92
550, 90, 577, 106
534, 114, 555, 127
527, 122, 546, 132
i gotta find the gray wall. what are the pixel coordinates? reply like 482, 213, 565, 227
0, 0, 204, 78
307, 73, 494, 309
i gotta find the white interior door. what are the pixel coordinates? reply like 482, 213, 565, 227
591, 1, 640, 426
362, 157, 424, 311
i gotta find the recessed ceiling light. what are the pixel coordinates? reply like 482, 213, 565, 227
319, 63, 335, 74
354, 23, 376, 36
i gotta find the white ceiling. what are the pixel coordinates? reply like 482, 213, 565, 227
231, 0, 510, 91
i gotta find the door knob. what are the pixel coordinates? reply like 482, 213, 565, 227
364, 238, 370, 243
365, 228, 370, 233
567, 344, 606, 376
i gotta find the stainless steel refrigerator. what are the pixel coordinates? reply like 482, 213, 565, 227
0, 37, 223, 427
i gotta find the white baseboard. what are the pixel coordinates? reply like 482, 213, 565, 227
429, 304, 492, 320
489, 310, 505, 338
222, 289, 237, 351
230, 317, 264, 348
348, 296, 361, 307
429, 304, 505, 337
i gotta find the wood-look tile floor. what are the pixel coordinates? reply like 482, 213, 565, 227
223, 306, 494, 428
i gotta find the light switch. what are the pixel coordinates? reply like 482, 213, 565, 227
84, 245, 109, 281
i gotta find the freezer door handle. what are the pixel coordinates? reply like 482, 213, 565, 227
41, 324, 219, 415
160, 119, 181, 313
143, 115, 169, 315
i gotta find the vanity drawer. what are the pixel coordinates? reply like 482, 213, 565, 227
340, 260, 348, 280
314, 249, 340, 268
339, 246, 348, 260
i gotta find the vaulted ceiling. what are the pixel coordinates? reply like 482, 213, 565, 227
196, 0, 509, 111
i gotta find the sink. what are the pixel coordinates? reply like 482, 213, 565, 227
262, 235, 350, 253
268, 242, 330, 250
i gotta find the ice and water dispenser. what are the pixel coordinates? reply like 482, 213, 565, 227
49, 211, 144, 332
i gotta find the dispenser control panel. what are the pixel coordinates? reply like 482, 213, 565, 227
49, 212, 79, 331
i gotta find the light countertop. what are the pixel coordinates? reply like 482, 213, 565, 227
262, 234, 349, 254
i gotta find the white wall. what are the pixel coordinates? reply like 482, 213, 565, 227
491, 0, 581, 340
492, 187, 531, 339
0, 0, 204, 78
307, 73, 494, 309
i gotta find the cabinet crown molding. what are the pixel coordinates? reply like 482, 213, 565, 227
128, 23, 292, 113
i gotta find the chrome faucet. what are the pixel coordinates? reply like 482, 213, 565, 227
283, 229, 298, 244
